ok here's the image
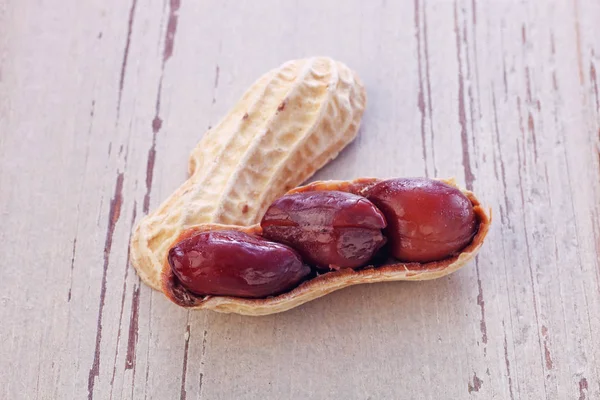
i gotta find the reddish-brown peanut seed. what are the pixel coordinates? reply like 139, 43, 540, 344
365, 178, 478, 263
168, 230, 311, 298
260, 191, 387, 270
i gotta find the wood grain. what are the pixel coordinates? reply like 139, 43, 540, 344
1, 0, 599, 399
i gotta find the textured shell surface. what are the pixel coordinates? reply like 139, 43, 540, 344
130, 57, 367, 290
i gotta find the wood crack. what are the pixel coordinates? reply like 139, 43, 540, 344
116, 0, 139, 121
108, 201, 138, 399
179, 321, 191, 400
67, 238, 77, 302
579, 377, 588, 400
144, 0, 182, 214
502, 321, 515, 400
475, 259, 488, 348
454, 2, 474, 191
414, 0, 429, 177
88, 172, 125, 400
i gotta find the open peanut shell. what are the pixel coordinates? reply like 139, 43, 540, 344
161, 178, 491, 316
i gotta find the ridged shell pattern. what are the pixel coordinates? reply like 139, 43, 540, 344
130, 58, 367, 290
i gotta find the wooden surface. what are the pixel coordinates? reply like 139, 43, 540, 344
1, 1, 599, 399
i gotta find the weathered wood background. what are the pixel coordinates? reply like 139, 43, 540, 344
1, 0, 599, 399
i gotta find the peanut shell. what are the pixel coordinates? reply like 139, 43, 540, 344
161, 178, 491, 316
130, 57, 367, 290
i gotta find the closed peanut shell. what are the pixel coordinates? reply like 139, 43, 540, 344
130, 57, 367, 290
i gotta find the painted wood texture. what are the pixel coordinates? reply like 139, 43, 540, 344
1, 1, 599, 399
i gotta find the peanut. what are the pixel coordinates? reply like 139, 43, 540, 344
162, 178, 490, 315
364, 178, 478, 263
168, 230, 310, 298
260, 191, 387, 269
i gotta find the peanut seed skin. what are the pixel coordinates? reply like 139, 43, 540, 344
365, 178, 478, 263
168, 230, 310, 298
261, 191, 387, 269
